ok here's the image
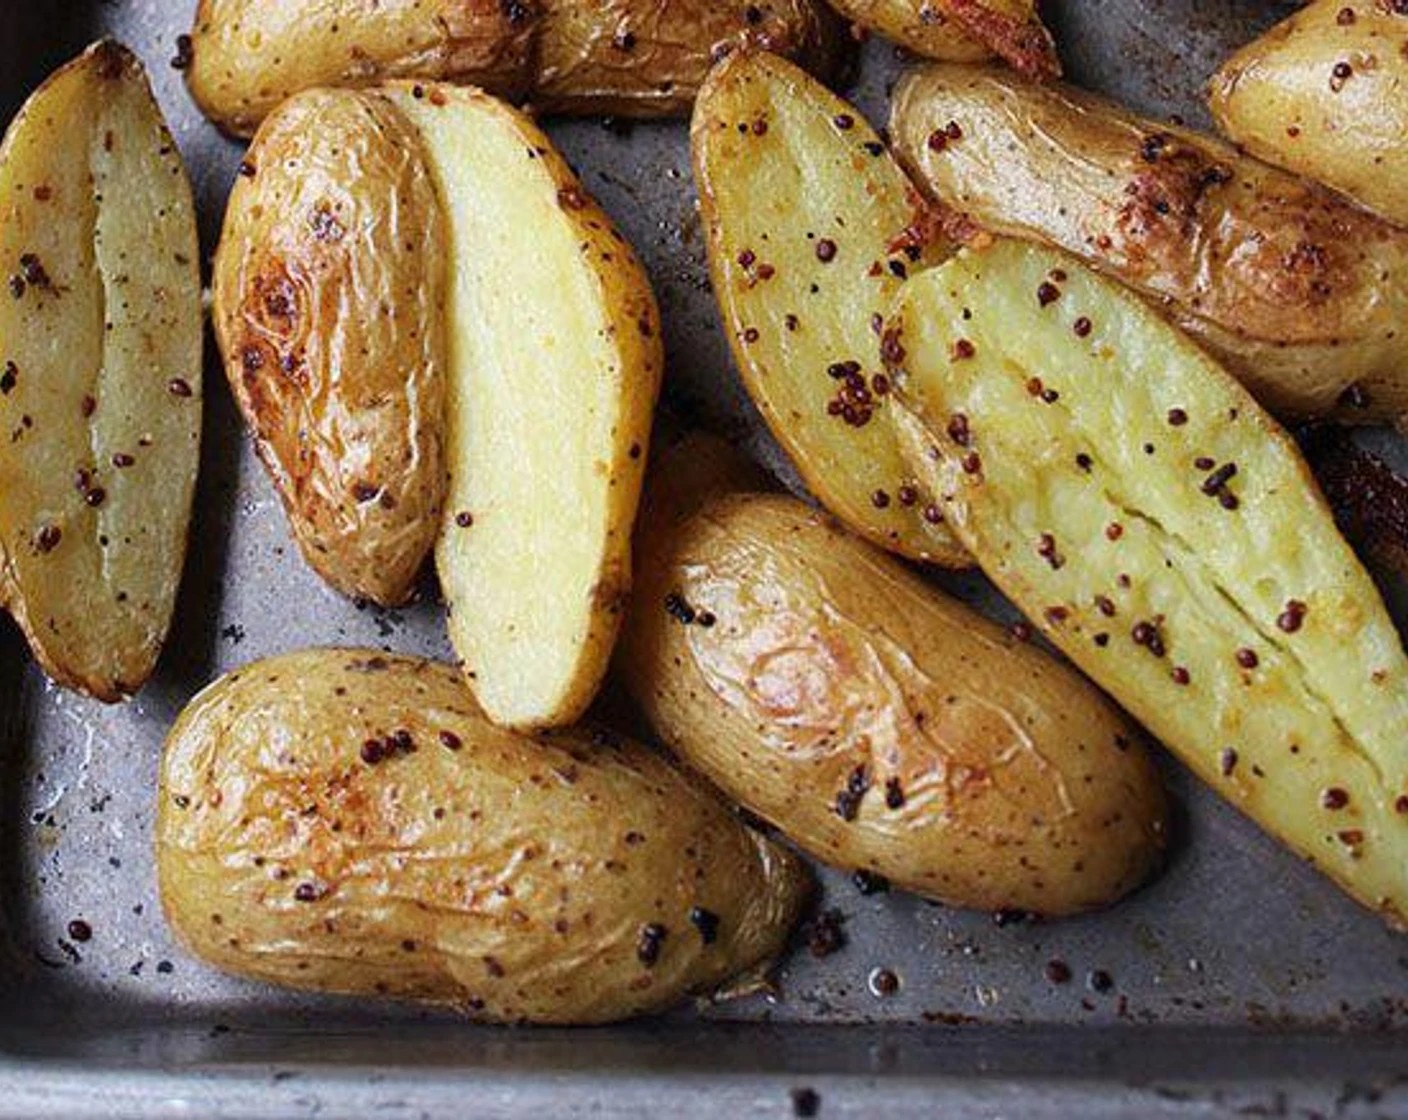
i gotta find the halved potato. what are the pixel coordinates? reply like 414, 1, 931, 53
158, 649, 810, 1022
1209, 0, 1408, 229
213, 88, 447, 607
890, 63, 1408, 424
887, 238, 1408, 926
826, 0, 1058, 77
620, 488, 1168, 916
381, 83, 663, 730
693, 51, 967, 566
185, 0, 852, 138
0, 41, 201, 700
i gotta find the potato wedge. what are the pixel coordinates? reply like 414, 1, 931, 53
157, 649, 809, 1022
890, 63, 1408, 424
0, 42, 201, 701
693, 51, 967, 566
826, 0, 1059, 77
186, 0, 852, 138
212, 89, 447, 607
886, 238, 1408, 926
619, 489, 1168, 916
380, 83, 662, 730
1210, 0, 1408, 229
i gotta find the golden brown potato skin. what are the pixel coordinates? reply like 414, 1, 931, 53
619, 493, 1168, 916
891, 64, 1408, 424
157, 649, 809, 1023
826, 0, 1058, 77
1210, 0, 1408, 229
186, 0, 852, 137
212, 90, 446, 606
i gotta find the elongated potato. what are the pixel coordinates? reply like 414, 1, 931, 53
157, 649, 809, 1023
619, 490, 1168, 916
1210, 0, 1408, 229
890, 64, 1408, 424
0, 42, 201, 700
186, 0, 851, 138
213, 89, 446, 607
827, 0, 1059, 77
886, 239, 1408, 927
380, 83, 662, 730
693, 51, 967, 566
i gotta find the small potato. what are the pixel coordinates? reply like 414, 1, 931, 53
826, 0, 1059, 77
213, 89, 447, 607
886, 238, 1408, 927
693, 51, 967, 566
0, 42, 201, 700
381, 82, 663, 731
157, 649, 809, 1024
619, 491, 1168, 916
186, 0, 852, 138
890, 63, 1408, 424
1210, 0, 1408, 229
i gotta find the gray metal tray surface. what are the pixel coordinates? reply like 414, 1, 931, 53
3, 2, 1407, 1117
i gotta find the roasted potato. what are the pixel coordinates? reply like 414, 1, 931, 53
693, 51, 967, 566
886, 238, 1408, 927
1210, 0, 1408, 229
619, 488, 1168, 916
890, 63, 1408, 424
379, 83, 662, 731
213, 89, 447, 607
826, 0, 1059, 78
185, 0, 852, 138
0, 42, 201, 701
157, 648, 809, 1023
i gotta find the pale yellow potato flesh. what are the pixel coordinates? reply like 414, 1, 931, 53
158, 649, 809, 1023
890, 63, 1408, 424
620, 490, 1168, 915
1210, 0, 1408, 229
213, 89, 447, 607
887, 239, 1408, 927
827, 0, 1059, 77
692, 50, 968, 566
0, 41, 201, 701
383, 83, 662, 731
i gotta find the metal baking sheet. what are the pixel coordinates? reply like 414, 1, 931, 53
3, 2, 1407, 1116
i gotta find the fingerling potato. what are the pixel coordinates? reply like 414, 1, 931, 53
185, 0, 852, 138
693, 51, 967, 566
376, 82, 662, 731
827, 0, 1059, 77
891, 63, 1408, 424
619, 490, 1168, 916
157, 648, 810, 1023
887, 239, 1408, 926
0, 42, 201, 700
1210, 0, 1408, 229
213, 89, 447, 607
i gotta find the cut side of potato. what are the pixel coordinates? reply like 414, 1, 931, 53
692, 50, 968, 566
213, 88, 447, 607
158, 649, 810, 1023
1209, 0, 1408, 229
0, 41, 201, 701
621, 489, 1168, 916
887, 238, 1408, 927
890, 63, 1408, 424
382, 83, 662, 731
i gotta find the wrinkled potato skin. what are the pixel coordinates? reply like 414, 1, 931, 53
213, 90, 446, 607
891, 64, 1408, 424
1210, 0, 1408, 229
829, 0, 1057, 76
619, 493, 1168, 916
187, 0, 852, 137
158, 649, 809, 1023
